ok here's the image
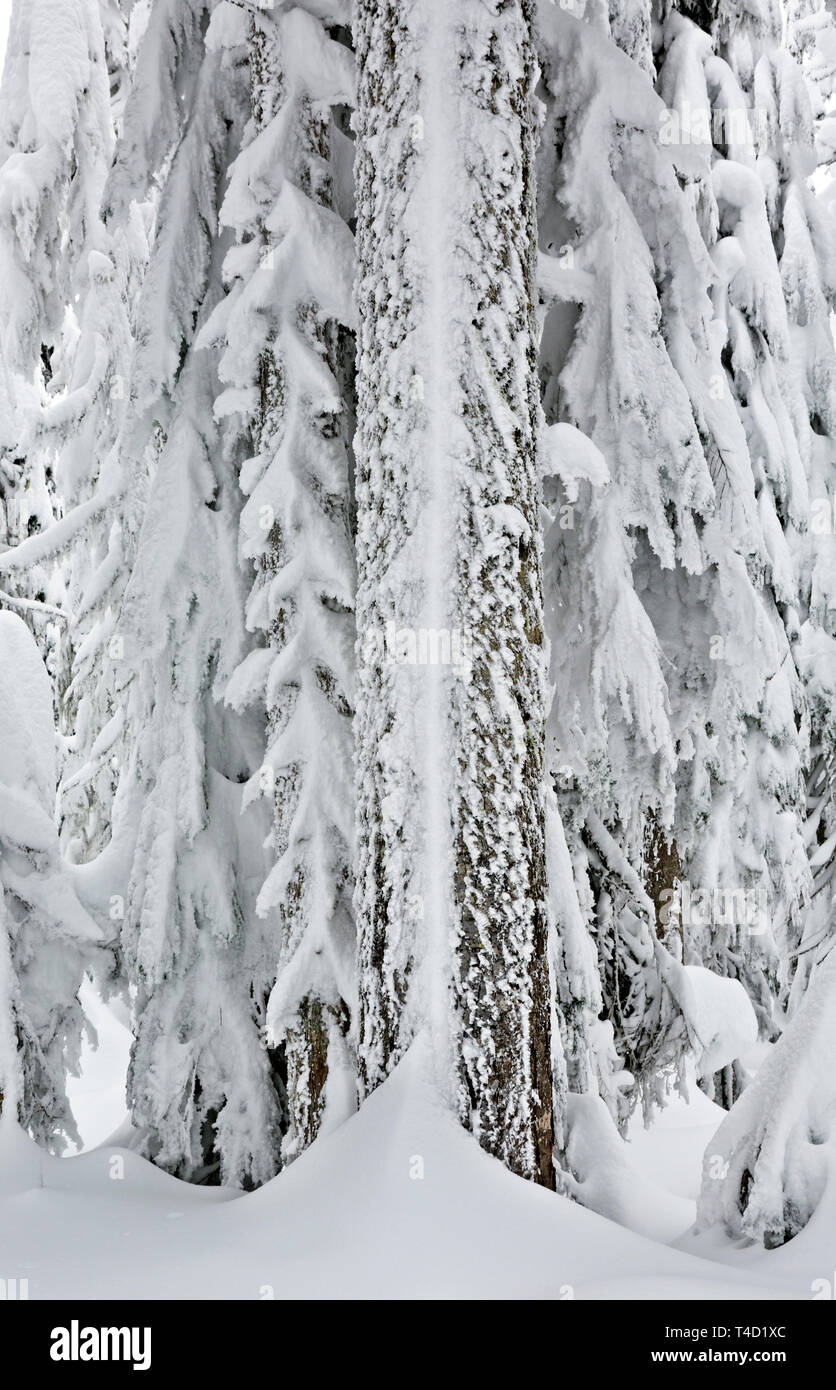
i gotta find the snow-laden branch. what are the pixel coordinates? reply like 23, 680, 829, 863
0, 490, 122, 574
0, 588, 68, 622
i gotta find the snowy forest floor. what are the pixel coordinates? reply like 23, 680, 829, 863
0, 996, 832, 1299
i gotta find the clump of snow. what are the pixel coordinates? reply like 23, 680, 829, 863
542, 421, 610, 502
660, 959, 759, 1079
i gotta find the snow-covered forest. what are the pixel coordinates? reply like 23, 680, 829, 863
1, 0, 836, 1302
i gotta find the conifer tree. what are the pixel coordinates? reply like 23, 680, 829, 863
201, 0, 357, 1163
104, 0, 285, 1187
533, 0, 834, 1123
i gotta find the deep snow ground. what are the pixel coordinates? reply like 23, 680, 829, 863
2, 1031, 834, 1299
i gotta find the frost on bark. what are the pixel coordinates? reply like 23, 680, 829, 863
354, 0, 554, 1187
353, 2, 421, 1099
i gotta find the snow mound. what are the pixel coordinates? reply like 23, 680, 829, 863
563, 1093, 694, 1242
0, 1114, 45, 1195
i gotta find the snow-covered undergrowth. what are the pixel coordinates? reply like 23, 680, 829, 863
2, 1035, 833, 1300
697, 947, 836, 1249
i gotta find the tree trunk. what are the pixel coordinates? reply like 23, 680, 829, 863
354, 0, 554, 1187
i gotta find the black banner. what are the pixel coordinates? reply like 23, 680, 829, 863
1, 1299, 832, 1377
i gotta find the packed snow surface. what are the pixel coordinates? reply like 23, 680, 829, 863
2, 1035, 833, 1299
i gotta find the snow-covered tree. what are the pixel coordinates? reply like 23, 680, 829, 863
354, 0, 556, 1185
0, 0, 144, 869
536, 2, 715, 1121
101, 0, 287, 1188
652, 0, 832, 1102
0, 611, 103, 1149
533, 0, 836, 1125
200, 0, 357, 1165
682, 0, 836, 1242
0, 0, 120, 665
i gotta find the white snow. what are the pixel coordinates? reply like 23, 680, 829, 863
0, 608, 58, 800
0, 1, 10, 81
660, 959, 759, 1079
697, 946, 836, 1247
1, 1034, 833, 1298
542, 421, 610, 501
0, 0, 834, 1301
65, 980, 132, 1154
